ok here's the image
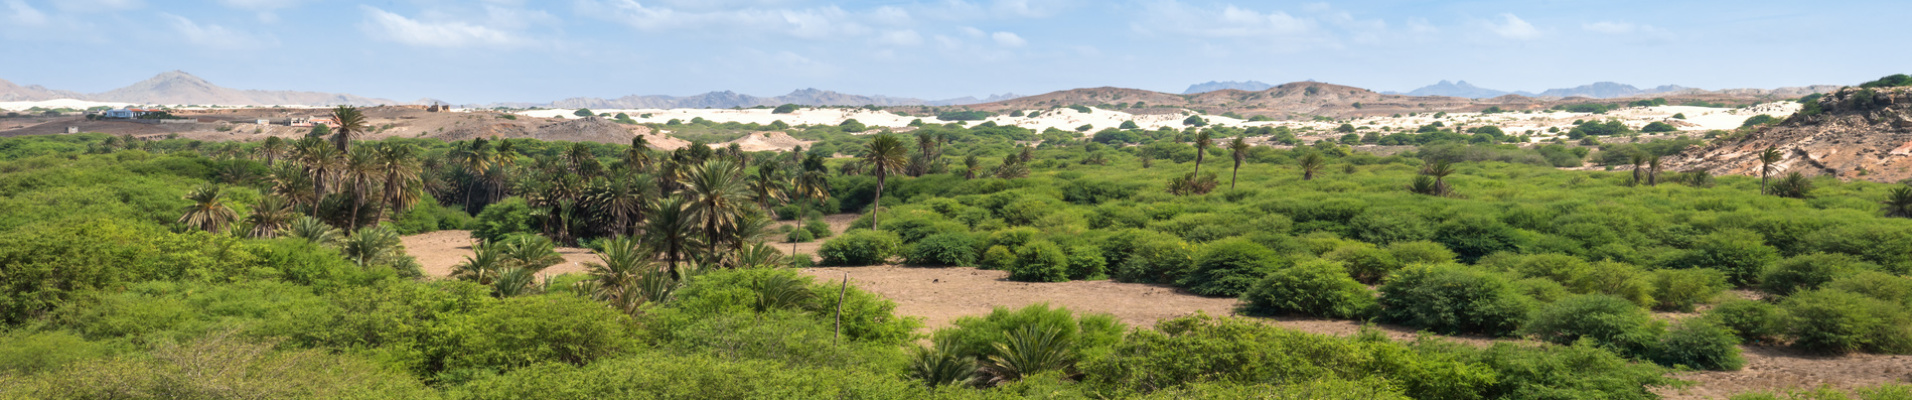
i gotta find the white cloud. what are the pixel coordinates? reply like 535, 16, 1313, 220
875, 29, 922, 46
1486, 13, 1540, 40
959, 26, 986, 37
991, 31, 1025, 47
1137, 1, 1319, 38
578, 0, 874, 40
990, 0, 1072, 18
4, 0, 47, 26
216, 0, 304, 10
359, 6, 527, 48
1406, 17, 1438, 34
53, 0, 141, 12
164, 13, 277, 49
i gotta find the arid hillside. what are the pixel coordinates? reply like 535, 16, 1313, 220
955, 81, 1834, 120
1670, 86, 1912, 182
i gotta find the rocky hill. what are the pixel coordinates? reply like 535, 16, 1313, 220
1184, 81, 1274, 94
1671, 86, 1912, 182
1400, 80, 1511, 99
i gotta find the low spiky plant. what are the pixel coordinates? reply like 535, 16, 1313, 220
1882, 186, 1912, 218
910, 341, 977, 388
1771, 171, 1814, 199
980, 325, 1076, 385
285, 216, 340, 245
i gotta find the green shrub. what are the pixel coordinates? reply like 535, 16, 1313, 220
1672, 229, 1779, 286
1706, 299, 1786, 343
1067, 246, 1108, 280
805, 218, 833, 239
1781, 288, 1912, 354
454, 351, 928, 400
1652, 268, 1729, 312
1325, 244, 1399, 284
448, 294, 637, 371
1828, 270, 1912, 304
786, 227, 816, 243
981, 245, 1016, 270
1653, 318, 1744, 371
0, 330, 111, 374
1434, 215, 1522, 263
1761, 253, 1878, 297
1109, 230, 1194, 284
905, 232, 978, 266
816, 229, 902, 266
1178, 238, 1283, 296
1522, 294, 1664, 357
1009, 240, 1070, 282
472, 197, 536, 242
1350, 211, 1433, 244
1379, 264, 1535, 336
1386, 240, 1456, 266
1240, 259, 1376, 319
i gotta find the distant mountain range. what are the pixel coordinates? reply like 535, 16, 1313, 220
1388, 80, 1705, 99
0, 71, 1020, 109
540, 89, 1019, 110
0, 71, 399, 106
1184, 81, 1275, 94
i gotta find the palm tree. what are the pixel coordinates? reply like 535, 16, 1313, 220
1297, 151, 1325, 181
589, 173, 650, 237
179, 185, 238, 233
293, 137, 341, 218
747, 166, 787, 212
646, 196, 699, 280
1758, 146, 1783, 194
584, 236, 664, 314
625, 135, 652, 172
373, 143, 422, 225
259, 136, 286, 167
328, 105, 368, 153
1646, 155, 1663, 186
452, 240, 511, 285
343, 146, 379, 231
1192, 130, 1212, 177
1227, 136, 1249, 189
1629, 151, 1644, 186
963, 155, 981, 179
1883, 186, 1912, 218
684, 159, 751, 258
501, 234, 565, 273
245, 196, 294, 238
861, 134, 909, 231
1421, 160, 1456, 196
981, 325, 1076, 385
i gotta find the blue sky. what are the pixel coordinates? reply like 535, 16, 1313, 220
2, 0, 1905, 103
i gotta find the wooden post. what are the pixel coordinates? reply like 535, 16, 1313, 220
835, 272, 848, 344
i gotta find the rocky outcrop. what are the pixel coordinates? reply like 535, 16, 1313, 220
1670, 87, 1912, 182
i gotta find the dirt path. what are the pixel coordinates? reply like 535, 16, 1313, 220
794, 264, 1912, 399
400, 230, 599, 278
771, 213, 860, 257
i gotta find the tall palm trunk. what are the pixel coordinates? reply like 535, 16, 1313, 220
1230, 160, 1241, 189
871, 167, 886, 231
1193, 151, 1204, 178
310, 168, 326, 217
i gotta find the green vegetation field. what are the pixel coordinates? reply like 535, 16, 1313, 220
4, 105, 1912, 399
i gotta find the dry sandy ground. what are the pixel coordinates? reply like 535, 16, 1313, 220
771, 213, 861, 257
400, 230, 599, 278
398, 219, 1910, 398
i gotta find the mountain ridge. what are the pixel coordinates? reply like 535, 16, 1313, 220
1184, 80, 1275, 94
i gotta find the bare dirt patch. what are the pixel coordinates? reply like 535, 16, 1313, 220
772, 213, 860, 257
400, 230, 599, 278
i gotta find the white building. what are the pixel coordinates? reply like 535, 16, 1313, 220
101, 108, 166, 119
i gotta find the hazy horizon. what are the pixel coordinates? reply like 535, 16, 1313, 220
3, 0, 1904, 103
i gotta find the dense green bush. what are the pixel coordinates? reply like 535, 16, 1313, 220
1761, 253, 1878, 297
1379, 264, 1535, 336
1008, 240, 1071, 282
1674, 229, 1780, 286
980, 245, 1016, 270
931, 303, 1125, 363
1433, 215, 1522, 263
1706, 299, 1786, 343
1652, 268, 1729, 312
472, 197, 535, 242
817, 229, 903, 266
1828, 270, 1912, 304
1178, 238, 1283, 296
906, 232, 979, 266
1781, 288, 1912, 354
1107, 229, 1194, 284
1522, 294, 1663, 357
1386, 240, 1456, 266
1652, 318, 1745, 371
1325, 244, 1399, 284
1066, 245, 1108, 280
1240, 259, 1375, 318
